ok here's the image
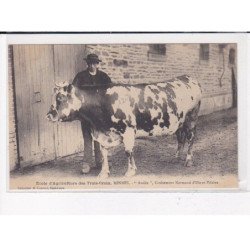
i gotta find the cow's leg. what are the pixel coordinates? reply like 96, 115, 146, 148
94, 141, 103, 168
122, 127, 137, 177
175, 127, 186, 158
98, 146, 110, 178
184, 101, 200, 167
125, 151, 137, 177
185, 126, 196, 167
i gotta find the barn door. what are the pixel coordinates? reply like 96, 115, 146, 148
231, 67, 237, 108
13, 44, 86, 167
13, 45, 56, 167
53, 45, 85, 157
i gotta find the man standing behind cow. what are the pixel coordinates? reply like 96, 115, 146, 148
72, 53, 112, 173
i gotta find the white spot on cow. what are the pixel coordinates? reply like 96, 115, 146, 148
122, 127, 135, 152
111, 115, 120, 123
61, 86, 82, 117
98, 146, 110, 178
151, 125, 164, 136
92, 130, 122, 149
171, 78, 202, 116
186, 153, 193, 161
136, 129, 150, 137
122, 127, 137, 177
157, 78, 202, 121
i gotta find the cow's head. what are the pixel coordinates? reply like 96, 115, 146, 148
46, 81, 82, 122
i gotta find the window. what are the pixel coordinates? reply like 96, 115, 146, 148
148, 44, 166, 62
200, 44, 209, 60
149, 44, 166, 55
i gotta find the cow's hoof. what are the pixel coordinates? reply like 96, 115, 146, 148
184, 160, 194, 167
81, 163, 91, 174
98, 171, 109, 179
125, 168, 136, 177
171, 157, 180, 164
175, 151, 181, 158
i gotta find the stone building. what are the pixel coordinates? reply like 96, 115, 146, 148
8, 43, 237, 170
86, 43, 237, 115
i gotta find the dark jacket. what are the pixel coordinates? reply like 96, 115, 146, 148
72, 69, 111, 87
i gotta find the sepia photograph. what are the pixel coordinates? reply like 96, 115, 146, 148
8, 39, 238, 190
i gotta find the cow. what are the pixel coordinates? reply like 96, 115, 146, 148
46, 75, 202, 178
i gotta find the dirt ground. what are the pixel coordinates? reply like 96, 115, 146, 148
11, 108, 238, 180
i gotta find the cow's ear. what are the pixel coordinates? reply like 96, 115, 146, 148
53, 87, 59, 94
67, 84, 73, 93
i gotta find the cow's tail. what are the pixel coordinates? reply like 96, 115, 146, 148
191, 100, 201, 120
175, 99, 201, 165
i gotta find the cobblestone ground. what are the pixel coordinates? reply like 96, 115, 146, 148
11, 108, 237, 179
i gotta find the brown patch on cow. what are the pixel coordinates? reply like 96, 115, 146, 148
177, 75, 190, 83
109, 92, 119, 104
112, 108, 132, 134
146, 96, 154, 109
56, 93, 67, 110
127, 114, 132, 125
177, 111, 184, 121
135, 108, 161, 133
115, 108, 126, 120
107, 138, 113, 143
149, 86, 160, 95
137, 89, 145, 110
67, 84, 73, 93
165, 85, 176, 99
157, 85, 178, 117
147, 86, 160, 101
159, 103, 170, 128
112, 121, 127, 134
191, 96, 194, 100
176, 75, 192, 90
133, 87, 167, 133
166, 78, 176, 83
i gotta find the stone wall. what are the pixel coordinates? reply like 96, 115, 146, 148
86, 43, 237, 115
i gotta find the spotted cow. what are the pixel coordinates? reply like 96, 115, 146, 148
47, 75, 202, 178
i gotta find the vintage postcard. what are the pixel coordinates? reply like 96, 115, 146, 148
7, 34, 239, 190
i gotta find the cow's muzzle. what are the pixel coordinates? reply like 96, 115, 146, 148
46, 109, 59, 122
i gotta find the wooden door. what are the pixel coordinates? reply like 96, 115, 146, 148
231, 67, 237, 108
53, 45, 85, 157
13, 44, 86, 167
13, 45, 56, 167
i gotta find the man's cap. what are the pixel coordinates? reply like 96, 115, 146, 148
84, 53, 102, 63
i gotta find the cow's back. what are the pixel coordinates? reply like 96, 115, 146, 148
106, 75, 202, 136
156, 75, 202, 115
